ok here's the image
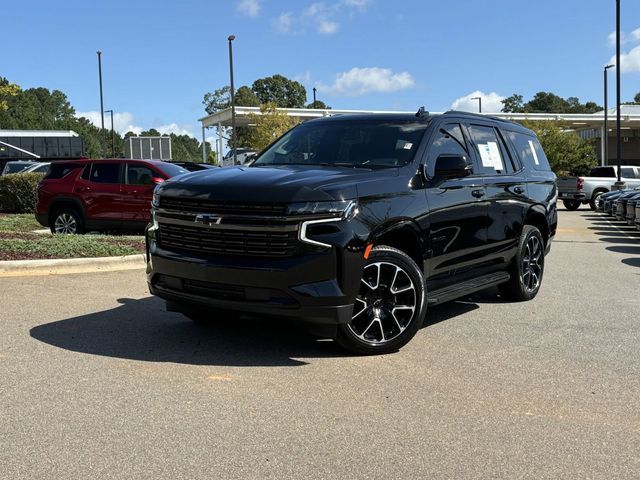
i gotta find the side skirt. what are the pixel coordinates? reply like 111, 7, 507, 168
427, 272, 510, 306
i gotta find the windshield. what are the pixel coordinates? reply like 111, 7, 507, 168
252, 120, 428, 169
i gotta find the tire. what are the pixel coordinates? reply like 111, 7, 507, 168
590, 190, 607, 211
336, 246, 427, 355
562, 199, 580, 211
50, 207, 85, 234
499, 225, 545, 302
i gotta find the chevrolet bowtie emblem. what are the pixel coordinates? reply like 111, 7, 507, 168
194, 214, 222, 225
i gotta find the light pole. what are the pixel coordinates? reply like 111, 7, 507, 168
603, 64, 614, 166
313, 87, 317, 108
228, 35, 237, 165
471, 96, 482, 113
104, 109, 115, 158
614, 0, 624, 189
97, 50, 105, 130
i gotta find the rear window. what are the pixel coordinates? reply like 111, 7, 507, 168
44, 163, 82, 180
505, 131, 551, 171
156, 163, 188, 178
589, 167, 616, 177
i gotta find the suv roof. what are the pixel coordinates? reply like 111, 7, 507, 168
305, 111, 535, 136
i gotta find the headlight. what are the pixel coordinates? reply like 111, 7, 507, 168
288, 200, 357, 218
297, 200, 358, 248
152, 189, 161, 208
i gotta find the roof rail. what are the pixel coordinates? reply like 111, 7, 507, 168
443, 110, 510, 123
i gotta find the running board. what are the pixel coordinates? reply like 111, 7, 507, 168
427, 272, 510, 306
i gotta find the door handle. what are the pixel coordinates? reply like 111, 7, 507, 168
471, 189, 485, 198
513, 186, 525, 194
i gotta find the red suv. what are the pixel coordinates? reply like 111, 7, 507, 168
36, 159, 187, 234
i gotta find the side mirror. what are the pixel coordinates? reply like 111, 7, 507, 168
152, 177, 165, 184
434, 154, 472, 179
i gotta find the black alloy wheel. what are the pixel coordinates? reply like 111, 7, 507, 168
499, 225, 545, 302
337, 246, 426, 355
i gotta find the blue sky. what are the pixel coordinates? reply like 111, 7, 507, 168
1, 0, 640, 140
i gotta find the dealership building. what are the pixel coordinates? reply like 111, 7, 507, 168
199, 105, 640, 167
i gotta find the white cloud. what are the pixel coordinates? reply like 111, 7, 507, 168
342, 0, 371, 8
274, 0, 370, 35
318, 20, 339, 34
294, 71, 313, 85
274, 12, 293, 33
156, 123, 195, 137
317, 67, 414, 96
76, 111, 143, 135
237, 0, 261, 18
450, 91, 506, 113
607, 27, 640, 46
610, 45, 640, 73
607, 27, 640, 73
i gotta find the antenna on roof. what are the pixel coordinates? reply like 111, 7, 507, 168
415, 106, 429, 118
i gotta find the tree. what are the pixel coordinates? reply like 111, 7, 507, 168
634, 92, 640, 104
202, 86, 231, 115
0, 77, 21, 112
520, 120, 596, 175
251, 74, 307, 108
502, 92, 602, 114
501, 94, 524, 113
305, 100, 330, 109
234, 86, 260, 107
246, 102, 299, 151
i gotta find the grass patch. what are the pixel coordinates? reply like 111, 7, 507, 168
0, 213, 145, 260
0, 213, 42, 232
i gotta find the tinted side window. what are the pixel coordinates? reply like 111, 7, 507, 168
89, 163, 120, 183
45, 163, 80, 180
505, 131, 551, 171
126, 165, 156, 185
468, 125, 514, 175
620, 167, 635, 178
589, 167, 615, 177
426, 123, 469, 171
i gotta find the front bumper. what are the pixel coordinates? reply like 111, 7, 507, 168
35, 213, 49, 227
145, 213, 368, 325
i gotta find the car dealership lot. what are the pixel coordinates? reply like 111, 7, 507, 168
1, 210, 639, 479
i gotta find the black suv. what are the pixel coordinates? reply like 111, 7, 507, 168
146, 111, 557, 354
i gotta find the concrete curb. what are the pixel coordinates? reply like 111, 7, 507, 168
0, 254, 146, 277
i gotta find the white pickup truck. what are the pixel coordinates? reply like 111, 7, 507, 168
557, 165, 640, 210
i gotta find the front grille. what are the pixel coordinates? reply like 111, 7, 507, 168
159, 197, 288, 216
157, 223, 298, 257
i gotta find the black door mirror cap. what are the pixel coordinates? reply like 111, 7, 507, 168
433, 154, 472, 180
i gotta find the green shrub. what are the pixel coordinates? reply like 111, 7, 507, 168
0, 173, 45, 213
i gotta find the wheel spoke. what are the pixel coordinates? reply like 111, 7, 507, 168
361, 263, 381, 290
349, 260, 418, 346
353, 298, 367, 318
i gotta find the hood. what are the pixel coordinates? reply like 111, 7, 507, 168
157, 165, 399, 203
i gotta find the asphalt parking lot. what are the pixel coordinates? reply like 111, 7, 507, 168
1, 209, 639, 480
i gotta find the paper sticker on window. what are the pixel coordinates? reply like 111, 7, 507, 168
528, 140, 540, 165
487, 141, 503, 170
478, 144, 494, 167
396, 140, 413, 150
